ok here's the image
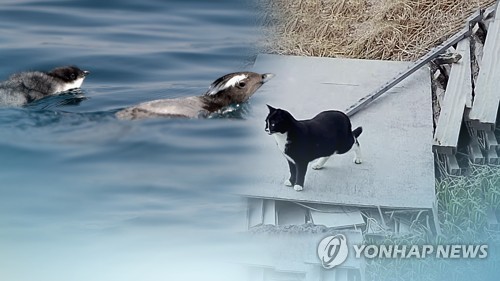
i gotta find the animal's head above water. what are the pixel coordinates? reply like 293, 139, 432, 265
204, 72, 274, 107
48, 66, 90, 91
265, 104, 294, 135
48, 66, 89, 82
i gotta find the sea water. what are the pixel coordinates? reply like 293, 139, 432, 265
0, 1, 262, 280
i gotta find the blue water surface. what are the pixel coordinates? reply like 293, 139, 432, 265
0, 1, 264, 280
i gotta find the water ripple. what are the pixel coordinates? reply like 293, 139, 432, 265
0, 1, 260, 280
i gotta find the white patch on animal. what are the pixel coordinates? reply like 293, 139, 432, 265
207, 74, 247, 95
294, 185, 303, 191
312, 156, 330, 170
56, 77, 85, 93
284, 179, 293, 186
352, 139, 362, 164
272, 132, 295, 164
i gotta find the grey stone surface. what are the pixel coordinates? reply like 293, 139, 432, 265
241, 54, 435, 209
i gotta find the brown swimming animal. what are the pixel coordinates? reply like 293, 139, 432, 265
116, 72, 274, 120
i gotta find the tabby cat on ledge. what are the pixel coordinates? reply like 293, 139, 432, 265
265, 105, 363, 191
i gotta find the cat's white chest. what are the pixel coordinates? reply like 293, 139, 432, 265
273, 132, 288, 152
273, 132, 295, 163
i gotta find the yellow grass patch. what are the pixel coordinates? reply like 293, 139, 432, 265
259, 0, 495, 60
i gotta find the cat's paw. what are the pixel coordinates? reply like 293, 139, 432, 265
312, 163, 324, 170
353, 158, 362, 164
284, 179, 293, 186
293, 185, 303, 191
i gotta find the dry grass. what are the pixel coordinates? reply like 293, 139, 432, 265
258, 0, 495, 61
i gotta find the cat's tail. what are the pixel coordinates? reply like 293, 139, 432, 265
352, 126, 363, 138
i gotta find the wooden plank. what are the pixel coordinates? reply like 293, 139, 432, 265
433, 39, 471, 154
469, 8, 500, 127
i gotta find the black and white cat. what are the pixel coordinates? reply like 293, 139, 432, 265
265, 105, 363, 191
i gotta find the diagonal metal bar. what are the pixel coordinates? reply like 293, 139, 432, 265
345, 9, 486, 117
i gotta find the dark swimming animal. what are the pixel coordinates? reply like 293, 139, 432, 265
116, 72, 275, 120
0, 66, 89, 106
265, 105, 363, 191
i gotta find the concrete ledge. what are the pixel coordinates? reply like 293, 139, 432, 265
241, 54, 435, 210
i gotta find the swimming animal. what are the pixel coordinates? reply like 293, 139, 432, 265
0, 66, 89, 106
116, 72, 274, 120
265, 105, 363, 191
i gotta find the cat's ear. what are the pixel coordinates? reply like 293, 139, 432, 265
266, 104, 276, 112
